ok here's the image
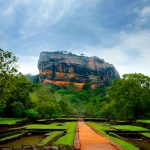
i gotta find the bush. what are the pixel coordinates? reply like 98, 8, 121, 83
37, 102, 59, 118
11, 102, 24, 117
24, 108, 38, 118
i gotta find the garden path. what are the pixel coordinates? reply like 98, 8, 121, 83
78, 121, 120, 150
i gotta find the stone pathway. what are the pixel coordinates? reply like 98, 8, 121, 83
78, 121, 120, 150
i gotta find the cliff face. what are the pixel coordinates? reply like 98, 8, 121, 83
38, 51, 120, 88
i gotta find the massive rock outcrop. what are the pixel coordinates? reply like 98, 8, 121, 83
38, 51, 120, 88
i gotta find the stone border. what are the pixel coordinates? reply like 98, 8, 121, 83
74, 122, 80, 150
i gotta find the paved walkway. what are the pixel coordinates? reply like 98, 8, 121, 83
78, 121, 119, 150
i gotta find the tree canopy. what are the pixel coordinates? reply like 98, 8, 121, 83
104, 73, 150, 119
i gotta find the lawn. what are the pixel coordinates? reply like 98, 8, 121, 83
24, 123, 66, 129
54, 122, 76, 145
111, 125, 149, 131
141, 132, 150, 138
25, 122, 77, 146
137, 120, 150, 123
87, 122, 112, 131
88, 122, 139, 150
0, 132, 26, 142
0, 118, 25, 125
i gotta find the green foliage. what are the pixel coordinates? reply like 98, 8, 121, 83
11, 102, 24, 117
0, 48, 17, 74
30, 85, 61, 118
0, 48, 33, 118
0, 48, 18, 113
82, 83, 91, 91
103, 73, 150, 119
24, 109, 38, 118
37, 101, 59, 118
3, 74, 33, 117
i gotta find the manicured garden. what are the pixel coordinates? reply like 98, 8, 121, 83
24, 122, 76, 145
137, 120, 150, 123
111, 125, 149, 131
0, 118, 25, 125
54, 122, 76, 145
0, 119, 77, 149
0, 117, 150, 150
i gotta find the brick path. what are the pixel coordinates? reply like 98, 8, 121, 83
78, 121, 120, 150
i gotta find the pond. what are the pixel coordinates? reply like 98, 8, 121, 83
118, 133, 150, 150
0, 134, 44, 148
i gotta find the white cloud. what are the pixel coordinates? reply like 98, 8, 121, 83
18, 55, 39, 75
137, 6, 150, 25
18, 0, 73, 39
141, 6, 150, 17
1, 0, 102, 39
80, 30, 150, 76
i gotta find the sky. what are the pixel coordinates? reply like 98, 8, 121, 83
0, 0, 150, 76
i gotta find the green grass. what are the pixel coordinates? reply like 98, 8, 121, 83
112, 125, 149, 131
88, 122, 139, 150
137, 120, 150, 123
0, 118, 25, 125
0, 132, 25, 142
87, 122, 113, 131
141, 132, 150, 138
54, 122, 76, 146
24, 123, 66, 130
39, 131, 61, 146
25, 122, 76, 145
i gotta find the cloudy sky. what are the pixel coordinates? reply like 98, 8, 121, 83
0, 0, 150, 76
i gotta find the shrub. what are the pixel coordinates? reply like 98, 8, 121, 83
24, 108, 38, 118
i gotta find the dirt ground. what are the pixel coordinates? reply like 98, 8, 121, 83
78, 121, 120, 150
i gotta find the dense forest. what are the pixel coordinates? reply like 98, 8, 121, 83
0, 48, 150, 119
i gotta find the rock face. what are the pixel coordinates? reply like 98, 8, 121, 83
38, 51, 120, 88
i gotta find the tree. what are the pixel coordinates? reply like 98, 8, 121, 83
3, 74, 33, 117
108, 73, 150, 119
24, 109, 38, 118
37, 101, 59, 118
0, 48, 17, 74
82, 83, 91, 91
0, 48, 18, 114
0, 48, 34, 117
11, 102, 24, 117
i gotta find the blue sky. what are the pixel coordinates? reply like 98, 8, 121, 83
0, 0, 150, 76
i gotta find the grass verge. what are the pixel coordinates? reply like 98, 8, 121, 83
137, 120, 150, 123
88, 122, 139, 150
141, 132, 150, 138
0, 118, 25, 125
39, 131, 62, 146
54, 122, 76, 146
111, 125, 149, 131
0, 132, 25, 143
24, 123, 66, 130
